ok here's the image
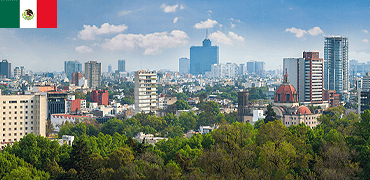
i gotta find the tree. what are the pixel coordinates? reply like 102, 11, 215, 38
175, 100, 191, 110
70, 139, 93, 179
46, 119, 54, 137
264, 104, 276, 123
100, 118, 124, 136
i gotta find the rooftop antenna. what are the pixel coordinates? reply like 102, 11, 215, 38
141, 59, 142, 70
206, 29, 208, 39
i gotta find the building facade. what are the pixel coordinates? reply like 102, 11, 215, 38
13, 66, 25, 78
47, 92, 68, 119
283, 52, 323, 104
118, 59, 125, 72
71, 72, 83, 85
0, 91, 47, 148
190, 38, 219, 75
64, 60, 82, 81
211, 63, 238, 78
134, 70, 157, 114
91, 90, 108, 106
179, 58, 190, 74
0, 59, 11, 78
85, 61, 101, 88
324, 37, 349, 94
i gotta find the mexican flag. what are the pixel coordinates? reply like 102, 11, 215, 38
0, 0, 57, 28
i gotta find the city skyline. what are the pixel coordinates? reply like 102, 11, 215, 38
0, 0, 370, 72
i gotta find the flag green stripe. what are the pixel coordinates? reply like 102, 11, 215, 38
0, 0, 20, 28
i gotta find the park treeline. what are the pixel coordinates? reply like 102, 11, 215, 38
1, 106, 370, 179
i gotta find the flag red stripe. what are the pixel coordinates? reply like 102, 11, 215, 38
37, 0, 57, 28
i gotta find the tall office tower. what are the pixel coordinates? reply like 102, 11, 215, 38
349, 60, 370, 77
247, 61, 255, 74
85, 61, 101, 88
118, 59, 125, 72
190, 38, 219, 75
237, 91, 250, 122
0, 91, 47, 147
324, 37, 349, 94
134, 70, 157, 114
108, 64, 112, 73
64, 60, 82, 80
47, 91, 68, 119
71, 72, 83, 85
239, 64, 246, 75
0, 59, 11, 78
283, 52, 323, 103
255, 61, 265, 76
179, 58, 190, 74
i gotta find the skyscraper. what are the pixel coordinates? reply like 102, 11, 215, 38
108, 64, 112, 73
0, 59, 11, 78
64, 60, 82, 80
283, 52, 323, 104
247, 61, 255, 74
190, 38, 219, 75
324, 37, 349, 94
134, 70, 157, 114
118, 59, 125, 72
179, 58, 190, 74
255, 61, 265, 76
85, 61, 101, 88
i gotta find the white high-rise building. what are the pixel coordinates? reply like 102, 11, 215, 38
134, 70, 157, 114
85, 61, 101, 88
179, 58, 190, 74
211, 63, 238, 78
283, 52, 323, 104
0, 91, 47, 148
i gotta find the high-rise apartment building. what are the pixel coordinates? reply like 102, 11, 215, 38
0, 59, 11, 78
211, 63, 238, 78
362, 72, 370, 90
64, 60, 82, 80
85, 61, 101, 88
283, 52, 323, 103
324, 37, 349, 94
134, 70, 157, 114
179, 58, 190, 74
118, 60, 125, 72
0, 91, 47, 147
190, 38, 219, 75
14, 66, 25, 78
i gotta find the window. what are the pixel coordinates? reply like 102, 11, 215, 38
14, 117, 17, 120
2, 134, 4, 137
14, 133, 16, 136
31, 127, 33, 130
31, 121, 33, 124
20, 117, 22, 119
31, 100, 33, 103
8, 117, 11, 120
20, 111, 22, 114
2, 112, 4, 115
25, 122, 28, 124
8, 133, 11, 136
8, 106, 11, 109
15, 111, 17, 114
31, 116, 33, 119
8, 123, 10, 125
20, 133, 22, 136
8, 128, 11, 131
14, 122, 16, 125
20, 106, 22, 108
31, 105, 33, 108
2, 101, 5, 103
31, 111, 33, 113
2, 117, 4, 120
20, 127, 22, 130
25, 133, 27, 135
2, 128, 4, 131
25, 116, 28, 119
2, 106, 4, 109
25, 127, 28, 130
8, 112, 11, 114
14, 106, 17, 109
25, 106, 28, 108
20, 122, 22, 125
25, 111, 28, 114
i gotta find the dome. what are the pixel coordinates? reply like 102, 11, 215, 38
296, 106, 311, 114
274, 72, 298, 103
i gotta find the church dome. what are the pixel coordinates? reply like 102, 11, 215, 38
274, 71, 298, 103
296, 106, 311, 114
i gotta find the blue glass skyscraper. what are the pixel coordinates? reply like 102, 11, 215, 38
64, 60, 82, 80
324, 37, 348, 93
190, 38, 219, 75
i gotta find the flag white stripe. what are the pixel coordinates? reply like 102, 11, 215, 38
20, 0, 37, 28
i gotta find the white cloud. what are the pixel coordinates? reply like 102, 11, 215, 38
75, 46, 93, 53
209, 31, 232, 45
363, 39, 369, 43
208, 10, 212, 13
180, 5, 184, 9
228, 31, 244, 42
231, 23, 236, 28
173, 17, 178, 24
193, 19, 218, 29
285, 27, 307, 38
101, 30, 189, 55
307, 27, 324, 36
161, 4, 178, 13
362, 30, 368, 34
78, 23, 128, 40
289, 7, 293, 10
285, 26, 324, 38
118, 10, 131, 16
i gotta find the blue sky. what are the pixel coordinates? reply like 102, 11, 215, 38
1, 0, 370, 72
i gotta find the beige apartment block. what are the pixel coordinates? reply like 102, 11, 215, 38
0, 91, 47, 149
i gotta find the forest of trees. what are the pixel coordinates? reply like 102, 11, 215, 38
1, 106, 369, 179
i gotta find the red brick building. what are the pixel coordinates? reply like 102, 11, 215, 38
91, 90, 109, 105
71, 72, 83, 85
323, 90, 340, 108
